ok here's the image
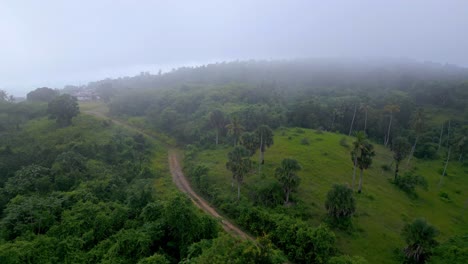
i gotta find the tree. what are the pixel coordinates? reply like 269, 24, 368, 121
359, 101, 370, 132
392, 137, 411, 181
47, 94, 80, 126
325, 184, 356, 226
209, 109, 225, 145
275, 158, 301, 204
407, 108, 425, 165
226, 146, 252, 200
27, 87, 59, 102
384, 104, 400, 146
255, 125, 274, 164
348, 104, 358, 136
240, 132, 258, 156
0, 90, 7, 101
356, 142, 375, 193
350, 131, 367, 191
401, 218, 438, 263
226, 116, 245, 146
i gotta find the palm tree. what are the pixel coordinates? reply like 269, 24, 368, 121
401, 218, 438, 263
356, 142, 375, 193
348, 104, 358, 136
384, 104, 400, 146
255, 125, 274, 164
359, 102, 370, 132
407, 108, 425, 165
392, 137, 411, 181
209, 109, 224, 145
226, 146, 252, 200
275, 158, 301, 204
351, 131, 367, 191
240, 132, 258, 156
225, 116, 244, 146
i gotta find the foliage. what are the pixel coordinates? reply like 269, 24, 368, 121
47, 94, 80, 126
393, 137, 411, 180
428, 235, 468, 264
401, 218, 438, 263
27, 87, 59, 102
393, 172, 428, 198
226, 146, 252, 200
325, 184, 356, 227
275, 158, 301, 204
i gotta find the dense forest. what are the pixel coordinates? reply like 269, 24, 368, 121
1, 59, 468, 263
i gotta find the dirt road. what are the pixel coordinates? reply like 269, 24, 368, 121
83, 107, 254, 241
168, 150, 255, 241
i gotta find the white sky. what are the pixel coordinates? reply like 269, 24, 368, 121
1, 0, 468, 96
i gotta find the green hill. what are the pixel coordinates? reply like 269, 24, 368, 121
190, 127, 468, 263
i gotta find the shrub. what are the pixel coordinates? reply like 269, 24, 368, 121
300, 138, 310, 145
325, 184, 356, 228
414, 142, 439, 160
339, 137, 350, 148
394, 172, 428, 198
381, 164, 391, 172
438, 192, 451, 203
401, 218, 438, 263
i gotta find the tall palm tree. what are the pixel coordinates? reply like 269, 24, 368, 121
393, 137, 411, 181
226, 146, 252, 200
225, 116, 244, 146
359, 102, 370, 132
401, 218, 438, 264
384, 104, 400, 147
407, 108, 425, 165
357, 142, 375, 193
351, 131, 367, 191
209, 109, 225, 145
275, 158, 301, 204
255, 125, 274, 164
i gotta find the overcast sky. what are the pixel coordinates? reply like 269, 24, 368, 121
1, 0, 468, 96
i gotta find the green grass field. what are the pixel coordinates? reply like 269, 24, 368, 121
193, 128, 468, 263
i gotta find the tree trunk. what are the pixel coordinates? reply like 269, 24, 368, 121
385, 114, 393, 147
439, 147, 451, 187
446, 120, 451, 149
285, 189, 290, 204
364, 108, 368, 132
459, 153, 463, 162
237, 180, 241, 201
358, 169, 363, 193
349, 104, 357, 136
215, 129, 219, 145
437, 124, 444, 152
394, 161, 400, 181
259, 133, 264, 166
352, 155, 358, 191
331, 113, 336, 130
407, 135, 419, 166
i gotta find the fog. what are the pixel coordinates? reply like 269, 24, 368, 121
1, 0, 468, 96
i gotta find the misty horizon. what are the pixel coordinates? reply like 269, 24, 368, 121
2, 0, 468, 96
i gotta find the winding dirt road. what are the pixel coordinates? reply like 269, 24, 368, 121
83, 106, 254, 241
168, 150, 254, 241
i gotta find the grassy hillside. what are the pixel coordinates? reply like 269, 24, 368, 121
192, 127, 468, 263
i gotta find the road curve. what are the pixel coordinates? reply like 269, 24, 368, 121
168, 149, 255, 242
83, 107, 254, 242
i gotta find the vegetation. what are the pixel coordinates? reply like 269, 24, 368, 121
325, 184, 356, 227
3, 59, 468, 263
401, 218, 438, 263
275, 158, 301, 204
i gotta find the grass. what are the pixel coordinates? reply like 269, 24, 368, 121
193, 127, 468, 263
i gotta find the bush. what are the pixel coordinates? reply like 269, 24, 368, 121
401, 218, 438, 263
394, 172, 428, 198
300, 138, 310, 145
325, 184, 356, 228
414, 142, 439, 160
438, 192, 451, 203
339, 137, 350, 148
